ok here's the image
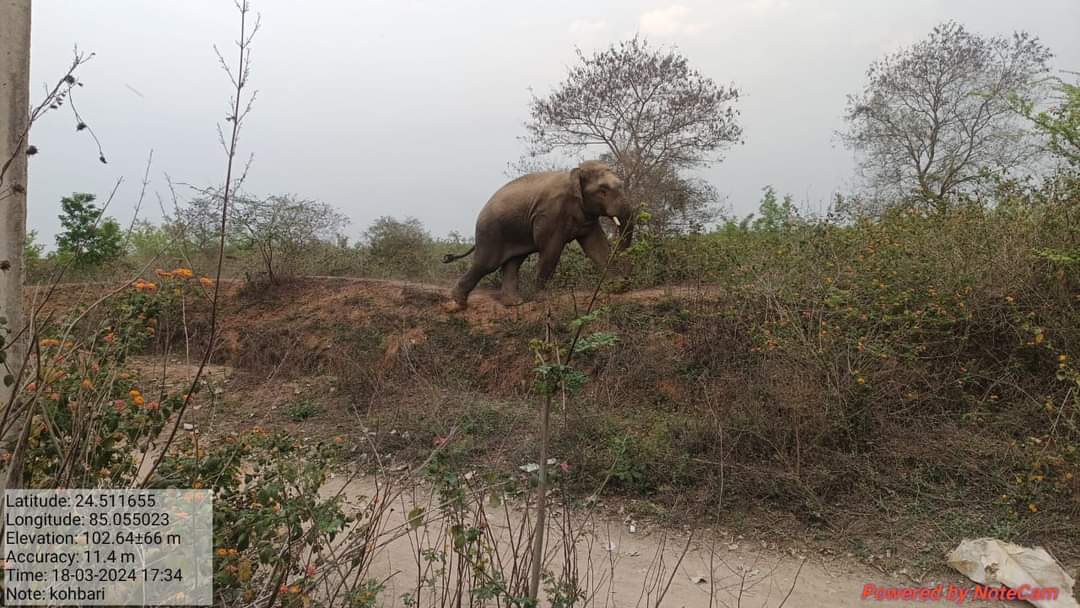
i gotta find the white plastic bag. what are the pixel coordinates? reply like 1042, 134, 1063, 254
947, 538, 1078, 608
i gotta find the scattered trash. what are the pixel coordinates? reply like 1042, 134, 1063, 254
519, 463, 540, 473
183, 423, 194, 431
691, 575, 707, 584
728, 543, 739, 551
628, 524, 637, 533
947, 538, 1078, 608
545, 458, 557, 465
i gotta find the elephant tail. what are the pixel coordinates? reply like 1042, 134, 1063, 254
442, 246, 475, 263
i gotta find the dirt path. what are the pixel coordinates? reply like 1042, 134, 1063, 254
318, 476, 1020, 608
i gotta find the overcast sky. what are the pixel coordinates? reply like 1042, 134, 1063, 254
25, 0, 1080, 246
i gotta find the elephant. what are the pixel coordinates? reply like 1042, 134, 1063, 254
442, 160, 635, 310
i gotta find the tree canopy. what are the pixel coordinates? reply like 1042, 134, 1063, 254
842, 21, 1052, 209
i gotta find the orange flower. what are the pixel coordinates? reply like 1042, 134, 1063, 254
155, 269, 174, 278
80, 378, 94, 390
199, 276, 214, 289
133, 395, 146, 407
39, 338, 60, 348
173, 268, 194, 279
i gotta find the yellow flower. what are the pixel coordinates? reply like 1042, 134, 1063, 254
80, 378, 94, 390
192, 480, 204, 489
1059, 354, 1068, 363
173, 268, 194, 279
130, 388, 142, 398
216, 548, 228, 557
1028, 503, 1038, 513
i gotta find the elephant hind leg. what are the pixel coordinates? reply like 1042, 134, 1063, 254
500, 255, 526, 306
451, 258, 500, 309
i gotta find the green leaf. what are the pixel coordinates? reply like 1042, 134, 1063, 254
575, 331, 618, 353
569, 306, 609, 329
407, 506, 425, 529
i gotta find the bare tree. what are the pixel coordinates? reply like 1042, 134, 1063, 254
0, 0, 32, 444
841, 21, 1053, 210
628, 159, 722, 234
525, 36, 741, 232
232, 193, 348, 283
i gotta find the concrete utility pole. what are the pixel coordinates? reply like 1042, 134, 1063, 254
0, 0, 32, 424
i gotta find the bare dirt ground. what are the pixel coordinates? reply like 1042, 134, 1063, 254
318, 475, 1021, 608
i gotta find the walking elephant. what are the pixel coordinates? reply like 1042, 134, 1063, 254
442, 160, 635, 310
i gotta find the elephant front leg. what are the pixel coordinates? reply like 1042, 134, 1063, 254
533, 243, 565, 301
500, 255, 526, 306
578, 226, 613, 270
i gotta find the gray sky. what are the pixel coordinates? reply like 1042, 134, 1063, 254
26, 0, 1080, 246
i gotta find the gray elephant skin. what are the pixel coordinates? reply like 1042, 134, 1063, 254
443, 160, 635, 310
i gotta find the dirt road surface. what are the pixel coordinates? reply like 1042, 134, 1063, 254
318, 476, 1025, 608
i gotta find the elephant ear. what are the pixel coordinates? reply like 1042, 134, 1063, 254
569, 168, 584, 203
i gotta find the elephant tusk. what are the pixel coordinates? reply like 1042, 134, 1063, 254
612, 217, 622, 227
